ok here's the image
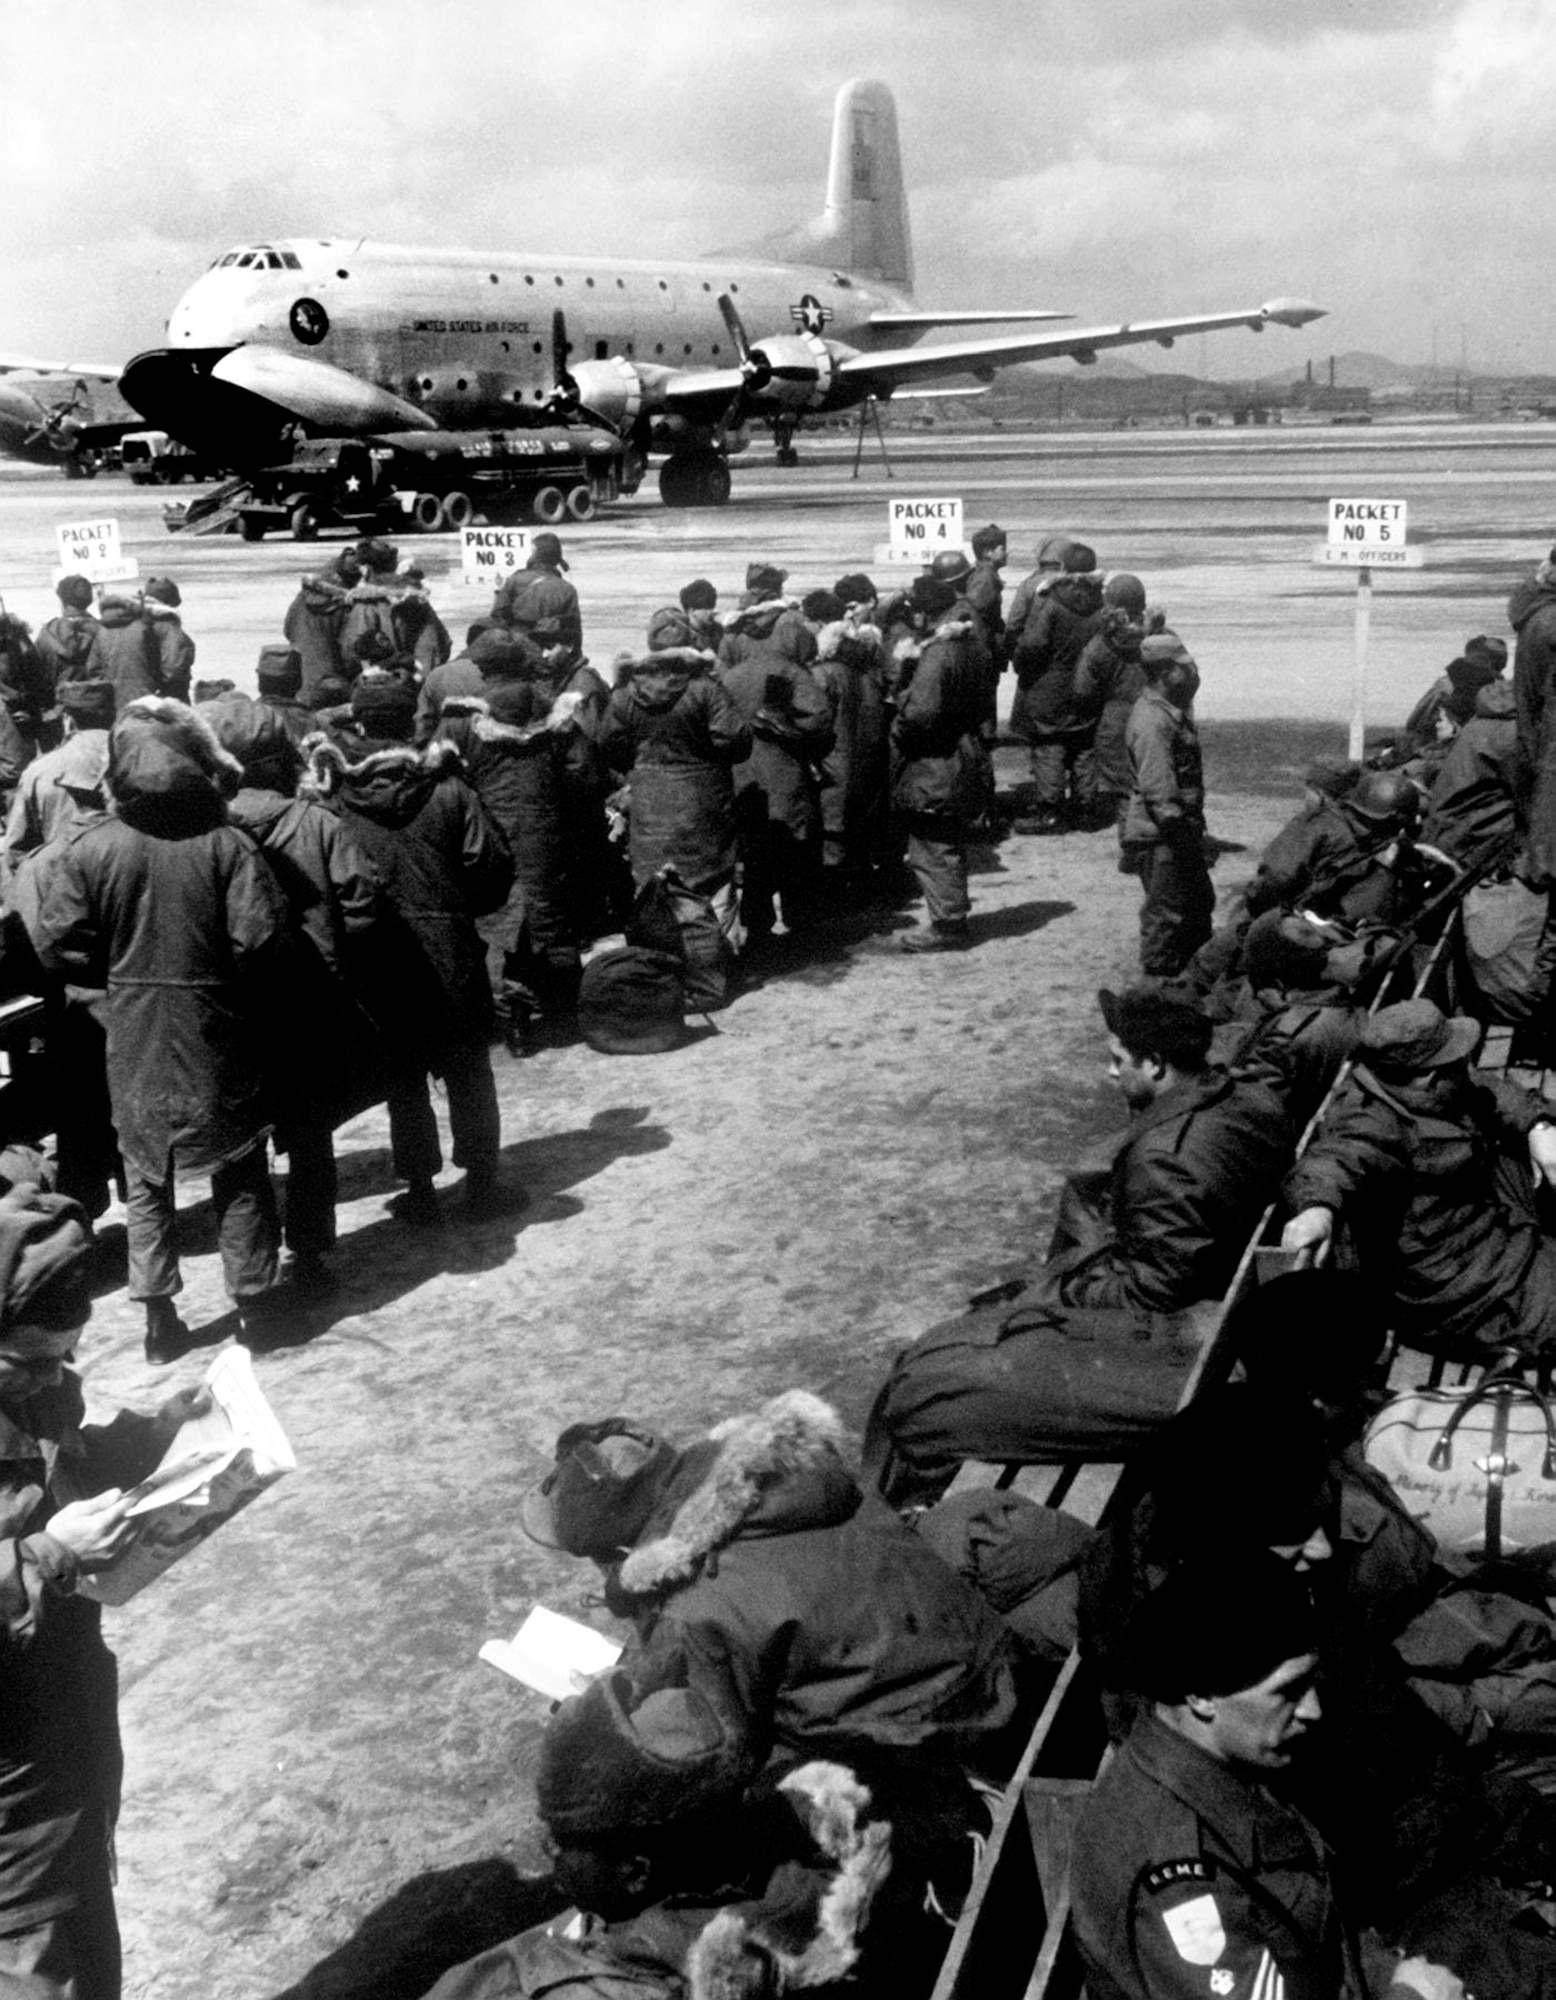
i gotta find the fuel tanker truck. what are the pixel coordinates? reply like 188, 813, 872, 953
234, 423, 638, 540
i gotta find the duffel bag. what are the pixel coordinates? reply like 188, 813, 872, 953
577, 947, 684, 1056
1462, 877, 1553, 1024
1363, 1370, 1556, 1558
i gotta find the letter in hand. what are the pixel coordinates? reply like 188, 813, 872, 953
1280, 1206, 1334, 1267
1389, 1956, 1466, 2000
1529, 1123, 1556, 1190
46, 1489, 137, 1570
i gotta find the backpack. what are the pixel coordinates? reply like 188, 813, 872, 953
577, 947, 684, 1054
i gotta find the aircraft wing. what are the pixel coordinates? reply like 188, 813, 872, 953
867, 310, 1070, 330
838, 298, 1326, 392
0, 351, 121, 382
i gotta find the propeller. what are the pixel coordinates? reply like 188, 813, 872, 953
26, 398, 87, 453
547, 309, 579, 415
716, 292, 771, 423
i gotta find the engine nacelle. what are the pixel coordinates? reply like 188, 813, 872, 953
564, 356, 647, 429
746, 330, 836, 413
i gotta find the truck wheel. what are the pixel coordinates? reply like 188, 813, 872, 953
696, 460, 732, 506
290, 500, 320, 541
530, 485, 567, 526
565, 485, 596, 522
240, 515, 266, 542
412, 492, 443, 532
440, 491, 474, 531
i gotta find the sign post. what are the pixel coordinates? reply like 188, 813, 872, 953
1311, 499, 1423, 761
874, 497, 965, 568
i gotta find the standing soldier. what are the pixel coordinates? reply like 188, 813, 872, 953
892, 575, 988, 953
492, 533, 582, 654
1008, 540, 1105, 835
1122, 634, 1214, 978
35, 698, 294, 1361
33, 576, 100, 697
282, 571, 351, 702
140, 578, 195, 702
965, 523, 1007, 665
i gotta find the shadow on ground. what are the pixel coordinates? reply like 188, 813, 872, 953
269, 1859, 567, 2000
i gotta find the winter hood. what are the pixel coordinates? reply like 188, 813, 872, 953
722, 597, 800, 641
685, 1761, 892, 2000
616, 1391, 854, 1599
107, 696, 242, 831
95, 592, 144, 631
299, 731, 461, 827
629, 647, 716, 710
816, 618, 883, 666
1508, 563, 1556, 631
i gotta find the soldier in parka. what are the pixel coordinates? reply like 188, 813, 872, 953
890, 574, 989, 952
1122, 634, 1214, 977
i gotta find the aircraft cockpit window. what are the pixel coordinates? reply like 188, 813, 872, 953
218, 252, 241, 267
264, 253, 284, 270
237, 254, 256, 269
281, 251, 301, 269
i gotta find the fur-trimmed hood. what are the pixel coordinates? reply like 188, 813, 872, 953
722, 596, 800, 639
615, 1391, 854, 1600
107, 695, 243, 831
438, 689, 583, 745
684, 1761, 892, 2000
815, 618, 883, 666
891, 616, 976, 668
298, 731, 462, 827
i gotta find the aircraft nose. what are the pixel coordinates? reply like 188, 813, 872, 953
168, 274, 259, 347
0, 382, 43, 437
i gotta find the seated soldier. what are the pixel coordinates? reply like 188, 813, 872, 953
1281, 998, 1556, 1359
1420, 673, 1519, 861
1070, 1554, 1463, 2000
1242, 768, 1428, 928
1220, 910, 1373, 1126
863, 987, 1294, 1504
420, 1669, 970, 2000
520, 1389, 1030, 1782
1077, 1377, 1556, 1997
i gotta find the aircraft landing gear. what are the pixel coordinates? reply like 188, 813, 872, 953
658, 452, 732, 508
771, 417, 799, 467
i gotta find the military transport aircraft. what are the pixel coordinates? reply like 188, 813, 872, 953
52, 79, 1325, 506
0, 358, 136, 478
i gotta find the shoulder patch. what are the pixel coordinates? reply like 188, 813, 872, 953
1142, 1859, 1213, 1895
1160, 1893, 1227, 1967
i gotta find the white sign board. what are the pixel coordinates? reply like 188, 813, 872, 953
1327, 497, 1407, 550
55, 518, 138, 585
888, 496, 963, 552
460, 525, 531, 585
1313, 543, 1424, 570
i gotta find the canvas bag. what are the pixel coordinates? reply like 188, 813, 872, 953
1461, 877, 1553, 1023
577, 948, 684, 1056
1364, 1372, 1556, 1557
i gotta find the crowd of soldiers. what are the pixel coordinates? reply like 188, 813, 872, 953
2, 528, 1556, 1999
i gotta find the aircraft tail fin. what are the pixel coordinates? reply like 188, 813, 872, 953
718, 79, 914, 292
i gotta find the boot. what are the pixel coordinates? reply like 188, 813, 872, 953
388, 1177, 442, 1227
900, 922, 972, 955
144, 1295, 190, 1367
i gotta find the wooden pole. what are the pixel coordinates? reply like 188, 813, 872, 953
1349, 563, 1372, 762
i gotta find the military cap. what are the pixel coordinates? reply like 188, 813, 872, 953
1099, 984, 1211, 1070
1102, 572, 1146, 617
646, 606, 698, 653
679, 577, 718, 611
744, 561, 787, 595
531, 532, 568, 571
1063, 542, 1097, 575
1140, 631, 1194, 670
834, 573, 878, 607
521, 1418, 680, 1561
801, 589, 845, 624
1464, 634, 1508, 671
1359, 999, 1479, 1074
1131, 1553, 1320, 1704
55, 575, 94, 610
1034, 533, 1075, 568
57, 679, 115, 725
538, 1673, 746, 1843
907, 575, 958, 617
143, 576, 182, 608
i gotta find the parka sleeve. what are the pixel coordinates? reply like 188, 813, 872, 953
1280, 1084, 1409, 1220
1126, 704, 1190, 835
31, 841, 106, 988
456, 783, 515, 917
1058, 1143, 1219, 1315
700, 681, 754, 764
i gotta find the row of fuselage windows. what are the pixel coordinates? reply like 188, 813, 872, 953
207, 250, 749, 303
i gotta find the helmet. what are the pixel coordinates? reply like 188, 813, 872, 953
1348, 770, 1413, 826
930, 549, 972, 582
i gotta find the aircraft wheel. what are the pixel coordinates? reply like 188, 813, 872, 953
290, 500, 320, 541
440, 490, 475, 531
239, 516, 266, 542
696, 459, 732, 506
776, 445, 799, 467
531, 485, 567, 526
658, 457, 694, 508
565, 485, 596, 522
411, 492, 443, 532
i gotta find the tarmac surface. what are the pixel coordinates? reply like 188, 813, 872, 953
4, 416, 1554, 724
0, 422, 1545, 1998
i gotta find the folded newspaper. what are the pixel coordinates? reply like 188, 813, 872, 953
480, 1604, 623, 1703
78, 1346, 295, 1605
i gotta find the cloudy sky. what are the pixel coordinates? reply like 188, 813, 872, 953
2, 0, 1548, 379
